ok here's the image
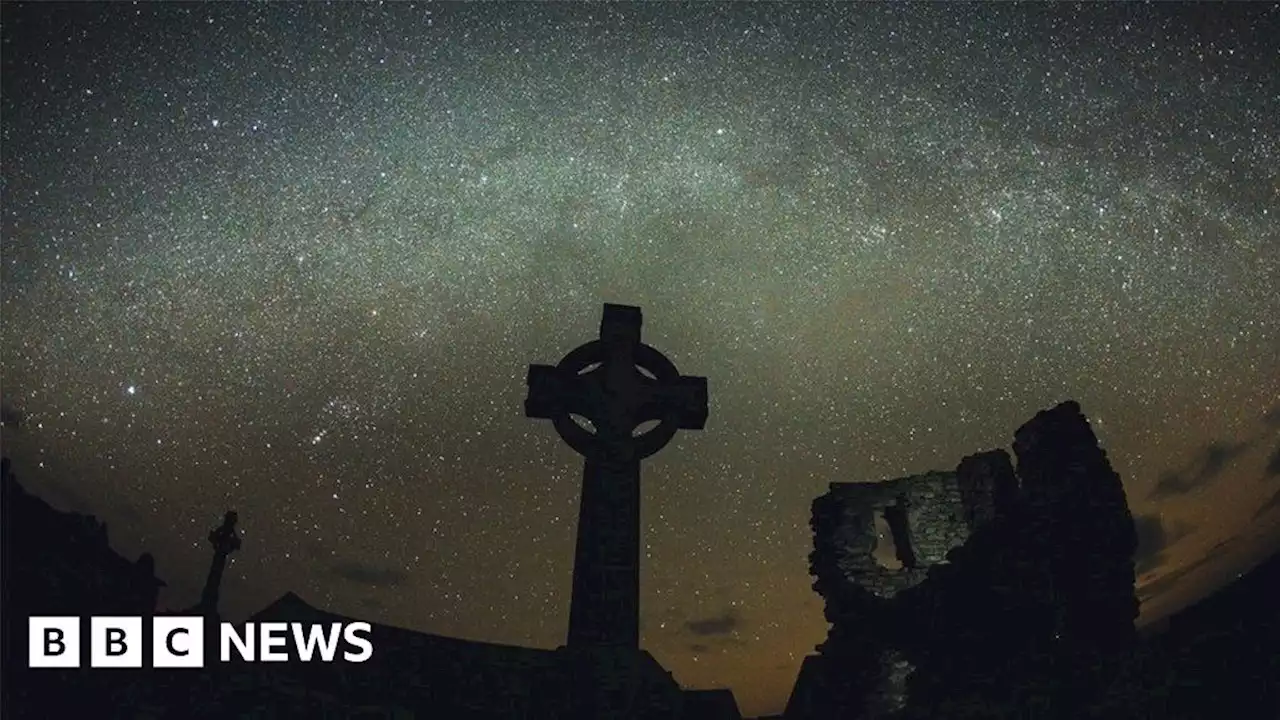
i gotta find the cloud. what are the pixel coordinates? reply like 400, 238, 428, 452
1150, 439, 1252, 499
1265, 443, 1280, 480
1133, 513, 1194, 575
685, 608, 741, 637
304, 541, 410, 588
1138, 533, 1253, 604
1139, 539, 1230, 601
1151, 471, 1197, 499
1138, 554, 1213, 602
1200, 440, 1248, 480
329, 560, 409, 588
1253, 487, 1280, 522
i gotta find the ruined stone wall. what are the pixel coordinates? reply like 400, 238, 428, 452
793, 401, 1140, 720
803, 469, 990, 718
955, 450, 1019, 530
899, 472, 972, 566
1013, 401, 1139, 649
813, 468, 993, 600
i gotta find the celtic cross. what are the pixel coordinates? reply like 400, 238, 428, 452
526, 303, 707, 648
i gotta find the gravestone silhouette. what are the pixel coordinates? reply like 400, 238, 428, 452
526, 304, 708, 650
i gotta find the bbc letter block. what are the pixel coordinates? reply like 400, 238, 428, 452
153, 616, 205, 668
90, 616, 143, 668
29, 617, 80, 668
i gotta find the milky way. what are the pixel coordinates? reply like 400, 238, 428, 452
2, 3, 1278, 714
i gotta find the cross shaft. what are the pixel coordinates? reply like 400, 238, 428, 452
525, 304, 707, 648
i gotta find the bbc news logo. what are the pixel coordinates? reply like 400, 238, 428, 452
29, 617, 373, 668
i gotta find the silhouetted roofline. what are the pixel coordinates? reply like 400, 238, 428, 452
248, 590, 561, 659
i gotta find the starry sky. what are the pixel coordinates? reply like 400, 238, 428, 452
2, 2, 1278, 715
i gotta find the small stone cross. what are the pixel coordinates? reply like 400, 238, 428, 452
198, 510, 241, 616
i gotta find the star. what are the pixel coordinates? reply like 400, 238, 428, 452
1, 3, 1277, 716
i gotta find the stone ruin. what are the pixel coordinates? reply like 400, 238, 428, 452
787, 401, 1140, 720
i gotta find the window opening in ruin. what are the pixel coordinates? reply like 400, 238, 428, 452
883, 499, 919, 569
872, 512, 904, 570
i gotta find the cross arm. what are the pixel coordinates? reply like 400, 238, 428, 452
525, 363, 599, 420
636, 374, 708, 430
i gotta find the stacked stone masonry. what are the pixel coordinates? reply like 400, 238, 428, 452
794, 401, 1140, 720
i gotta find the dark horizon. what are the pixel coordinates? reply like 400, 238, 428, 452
3, 396, 1278, 719
3, 2, 1279, 715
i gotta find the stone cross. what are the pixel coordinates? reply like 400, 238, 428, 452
526, 303, 707, 648
198, 510, 241, 616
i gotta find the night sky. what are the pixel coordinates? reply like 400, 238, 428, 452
2, 2, 1279, 715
